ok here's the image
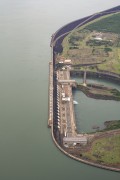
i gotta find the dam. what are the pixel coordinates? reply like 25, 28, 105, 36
48, 5, 120, 171
48, 60, 88, 146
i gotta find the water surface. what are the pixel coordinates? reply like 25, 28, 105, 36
73, 77, 120, 133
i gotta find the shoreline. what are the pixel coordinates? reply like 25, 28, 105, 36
76, 82, 120, 101
51, 126, 120, 172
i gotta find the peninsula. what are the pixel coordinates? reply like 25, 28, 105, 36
48, 6, 120, 171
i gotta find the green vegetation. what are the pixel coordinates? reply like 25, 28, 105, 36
104, 120, 120, 131
82, 134, 120, 165
111, 89, 120, 97
104, 47, 112, 52
86, 39, 113, 46
60, 12, 120, 74
85, 13, 120, 34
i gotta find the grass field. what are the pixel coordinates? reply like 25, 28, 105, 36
82, 134, 120, 165
85, 13, 120, 34
60, 12, 120, 74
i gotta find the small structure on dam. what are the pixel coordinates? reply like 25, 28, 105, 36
63, 136, 87, 147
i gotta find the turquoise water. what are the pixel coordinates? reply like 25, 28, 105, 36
0, 0, 120, 179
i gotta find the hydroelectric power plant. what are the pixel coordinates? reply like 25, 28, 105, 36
48, 6, 120, 171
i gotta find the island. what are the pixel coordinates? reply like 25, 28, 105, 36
48, 6, 120, 171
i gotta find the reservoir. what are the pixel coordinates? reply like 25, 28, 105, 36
73, 77, 120, 133
0, 0, 120, 179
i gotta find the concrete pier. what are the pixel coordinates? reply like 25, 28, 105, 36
83, 68, 87, 86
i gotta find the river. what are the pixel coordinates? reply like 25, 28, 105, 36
0, 0, 120, 179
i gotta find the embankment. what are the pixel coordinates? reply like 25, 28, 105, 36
51, 127, 120, 172
70, 70, 120, 84
76, 83, 120, 101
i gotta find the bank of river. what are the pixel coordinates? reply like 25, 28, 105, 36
72, 77, 120, 133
